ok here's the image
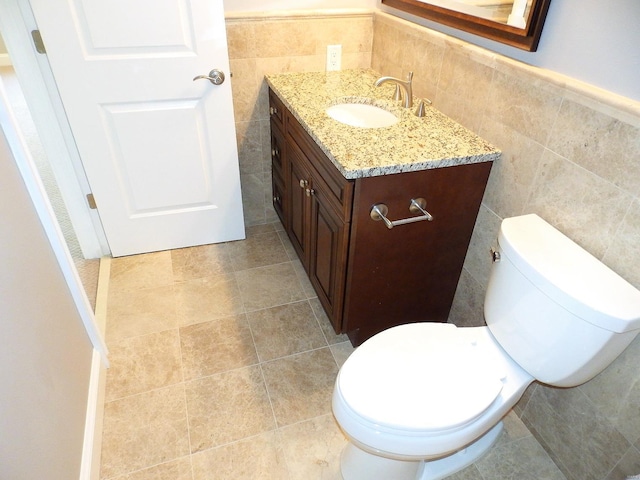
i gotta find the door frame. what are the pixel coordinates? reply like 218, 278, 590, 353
0, 0, 110, 258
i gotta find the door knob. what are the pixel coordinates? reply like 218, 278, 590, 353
193, 69, 226, 85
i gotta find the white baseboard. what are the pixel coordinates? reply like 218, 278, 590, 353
80, 349, 107, 480
0, 54, 11, 67
79, 257, 111, 479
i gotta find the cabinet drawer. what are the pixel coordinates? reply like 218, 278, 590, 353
286, 111, 353, 222
268, 89, 286, 132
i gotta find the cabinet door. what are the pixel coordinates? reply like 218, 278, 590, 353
287, 146, 312, 267
308, 182, 349, 332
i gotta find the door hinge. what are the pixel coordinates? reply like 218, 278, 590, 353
86, 193, 97, 210
31, 30, 46, 54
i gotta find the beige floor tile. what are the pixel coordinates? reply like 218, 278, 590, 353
111, 457, 193, 480
279, 414, 347, 480
100, 235, 559, 479
292, 259, 317, 299
309, 297, 349, 345
277, 229, 298, 261
262, 348, 338, 427
100, 384, 190, 479
245, 223, 277, 236
191, 432, 288, 480
175, 273, 244, 326
236, 262, 306, 312
109, 251, 174, 291
179, 314, 258, 381
171, 243, 233, 282
227, 231, 290, 271
106, 284, 178, 341
106, 330, 183, 402
247, 301, 328, 362
330, 341, 356, 368
185, 366, 276, 453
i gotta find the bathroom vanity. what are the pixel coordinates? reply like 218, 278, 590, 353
266, 70, 499, 345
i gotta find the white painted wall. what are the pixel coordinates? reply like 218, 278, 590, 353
0, 89, 93, 479
223, 0, 640, 101
533, 0, 640, 101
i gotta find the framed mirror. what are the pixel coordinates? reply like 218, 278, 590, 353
381, 0, 552, 51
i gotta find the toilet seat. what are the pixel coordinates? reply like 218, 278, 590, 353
337, 323, 506, 433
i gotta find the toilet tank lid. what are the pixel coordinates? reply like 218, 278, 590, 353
499, 214, 640, 333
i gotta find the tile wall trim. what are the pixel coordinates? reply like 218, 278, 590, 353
225, 8, 374, 23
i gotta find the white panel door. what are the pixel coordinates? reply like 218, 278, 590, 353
28, 0, 245, 256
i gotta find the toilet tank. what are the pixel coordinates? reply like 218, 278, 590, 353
485, 214, 640, 387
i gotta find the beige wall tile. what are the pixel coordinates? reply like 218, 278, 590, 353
226, 22, 255, 60
436, 48, 492, 131
525, 149, 633, 258
486, 67, 564, 146
547, 98, 640, 198
479, 117, 545, 219
228, 13, 374, 228
603, 199, 640, 288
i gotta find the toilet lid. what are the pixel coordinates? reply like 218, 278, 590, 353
338, 323, 504, 432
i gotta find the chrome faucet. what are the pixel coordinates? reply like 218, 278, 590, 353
374, 71, 414, 108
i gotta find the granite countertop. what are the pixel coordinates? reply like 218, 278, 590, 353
265, 69, 500, 179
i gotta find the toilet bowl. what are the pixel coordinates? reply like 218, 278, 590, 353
332, 214, 640, 480
332, 323, 533, 479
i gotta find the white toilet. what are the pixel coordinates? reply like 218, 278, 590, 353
332, 214, 640, 480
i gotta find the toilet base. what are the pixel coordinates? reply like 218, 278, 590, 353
340, 421, 504, 480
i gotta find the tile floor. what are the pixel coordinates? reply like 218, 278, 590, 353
99, 222, 566, 480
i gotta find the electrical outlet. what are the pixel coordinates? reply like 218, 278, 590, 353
326, 44, 342, 71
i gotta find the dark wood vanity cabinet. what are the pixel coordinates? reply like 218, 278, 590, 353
270, 90, 353, 327
269, 88, 492, 345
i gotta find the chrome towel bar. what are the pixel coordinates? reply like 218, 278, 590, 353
370, 198, 434, 229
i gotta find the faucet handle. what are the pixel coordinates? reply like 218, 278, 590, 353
414, 98, 433, 117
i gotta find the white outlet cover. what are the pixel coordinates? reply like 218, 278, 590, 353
326, 44, 342, 71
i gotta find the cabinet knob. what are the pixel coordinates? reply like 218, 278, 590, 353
306, 188, 315, 197
271, 147, 279, 157
299, 179, 308, 189
273, 195, 280, 203
270, 106, 278, 116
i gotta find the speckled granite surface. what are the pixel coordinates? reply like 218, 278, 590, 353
265, 69, 500, 179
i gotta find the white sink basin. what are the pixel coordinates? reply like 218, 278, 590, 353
326, 103, 398, 128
